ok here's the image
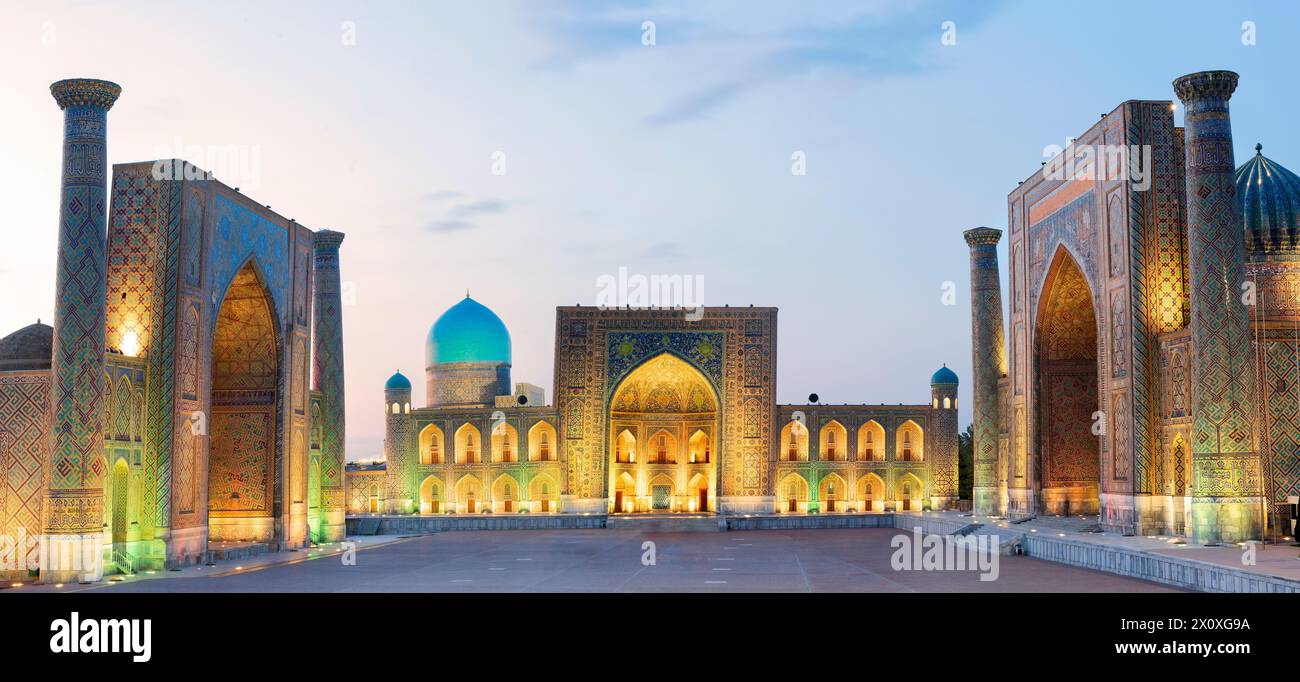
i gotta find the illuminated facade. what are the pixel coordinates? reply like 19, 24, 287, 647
0, 78, 347, 582
971, 69, 1299, 543
351, 303, 959, 518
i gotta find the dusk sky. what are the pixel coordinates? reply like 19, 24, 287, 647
3, 0, 1297, 459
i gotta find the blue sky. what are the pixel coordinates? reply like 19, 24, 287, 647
2, 0, 1297, 458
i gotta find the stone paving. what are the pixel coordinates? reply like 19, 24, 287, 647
61, 528, 1179, 593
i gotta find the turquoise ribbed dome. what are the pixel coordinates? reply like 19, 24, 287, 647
385, 371, 411, 391
931, 365, 958, 386
1235, 143, 1300, 256
425, 296, 511, 367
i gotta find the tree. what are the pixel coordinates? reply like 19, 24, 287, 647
957, 423, 974, 500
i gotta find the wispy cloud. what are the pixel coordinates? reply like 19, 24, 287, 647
529, 0, 1005, 127
426, 219, 475, 233
449, 199, 510, 217
424, 197, 514, 233
638, 241, 684, 261
645, 81, 750, 127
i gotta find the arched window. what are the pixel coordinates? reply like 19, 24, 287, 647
540, 432, 550, 460
466, 434, 477, 462
391, 403, 400, 415
943, 396, 951, 409
819, 421, 846, 461
420, 425, 444, 465
656, 435, 667, 464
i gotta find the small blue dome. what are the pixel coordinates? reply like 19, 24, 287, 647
1236, 144, 1300, 256
385, 371, 411, 391
425, 296, 511, 367
931, 365, 958, 386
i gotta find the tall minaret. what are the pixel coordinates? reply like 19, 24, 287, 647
1173, 70, 1262, 544
42, 78, 122, 583
963, 227, 1007, 518
312, 229, 347, 542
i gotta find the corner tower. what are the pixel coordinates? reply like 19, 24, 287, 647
929, 366, 960, 509
42, 78, 122, 583
1173, 70, 1262, 544
383, 371, 414, 514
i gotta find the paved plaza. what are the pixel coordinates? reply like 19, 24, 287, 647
72, 528, 1179, 593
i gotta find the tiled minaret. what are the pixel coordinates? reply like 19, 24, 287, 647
42, 78, 122, 583
383, 372, 413, 514
963, 227, 1007, 517
312, 229, 347, 542
929, 366, 960, 509
1173, 70, 1262, 544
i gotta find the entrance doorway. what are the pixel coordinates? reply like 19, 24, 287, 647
607, 353, 718, 514
1034, 248, 1102, 515
208, 261, 279, 545
110, 458, 129, 545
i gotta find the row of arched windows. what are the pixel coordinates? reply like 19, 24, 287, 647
779, 472, 926, 512
779, 419, 924, 462
613, 429, 710, 464
417, 421, 559, 465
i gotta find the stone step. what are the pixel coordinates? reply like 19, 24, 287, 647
606, 514, 724, 532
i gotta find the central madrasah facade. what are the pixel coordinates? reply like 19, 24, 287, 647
347, 299, 959, 518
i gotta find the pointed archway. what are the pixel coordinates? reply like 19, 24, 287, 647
1034, 248, 1101, 515
607, 353, 718, 513
208, 260, 280, 544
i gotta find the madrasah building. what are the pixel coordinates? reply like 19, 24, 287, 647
346, 298, 960, 520
967, 69, 1300, 545
0, 78, 348, 583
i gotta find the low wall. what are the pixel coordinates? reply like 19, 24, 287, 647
724, 513, 893, 531
347, 514, 607, 534
1020, 534, 1299, 593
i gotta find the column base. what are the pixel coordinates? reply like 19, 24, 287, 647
1192, 497, 1264, 545
39, 532, 103, 584
320, 508, 346, 542
973, 486, 1000, 516
1005, 487, 1035, 520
